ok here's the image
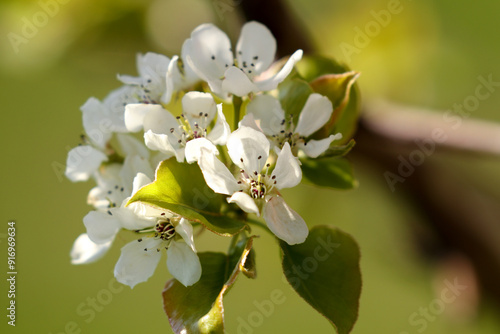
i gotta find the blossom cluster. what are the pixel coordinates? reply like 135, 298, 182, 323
67, 21, 342, 288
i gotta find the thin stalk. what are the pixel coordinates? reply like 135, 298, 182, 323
232, 95, 243, 131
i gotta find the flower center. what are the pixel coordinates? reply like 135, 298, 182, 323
170, 113, 209, 147
170, 112, 209, 147
237, 158, 277, 200
134, 78, 163, 104
154, 218, 176, 241
271, 115, 305, 154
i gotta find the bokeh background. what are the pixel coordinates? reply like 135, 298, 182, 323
1, 0, 500, 333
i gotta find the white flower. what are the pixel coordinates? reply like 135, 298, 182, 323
165, 43, 200, 104
70, 233, 112, 265
245, 93, 343, 158
70, 159, 155, 266
198, 126, 308, 245
118, 52, 170, 104
81, 86, 138, 149
124, 91, 230, 163
86, 155, 154, 210
76, 170, 202, 287
65, 133, 149, 183
114, 215, 201, 288
184, 21, 303, 97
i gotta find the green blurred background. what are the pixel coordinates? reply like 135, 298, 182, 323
1, 0, 500, 333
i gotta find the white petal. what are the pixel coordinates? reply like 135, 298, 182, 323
81, 97, 112, 148
70, 233, 112, 265
65, 145, 108, 182
180, 41, 201, 85
143, 106, 178, 134
144, 130, 177, 158
119, 155, 154, 195
124, 104, 161, 132
255, 49, 303, 92
228, 192, 260, 216
246, 94, 285, 136
221, 66, 258, 96
263, 196, 308, 245
185, 138, 218, 164
207, 104, 231, 145
116, 134, 150, 159
175, 218, 196, 252
294, 93, 333, 137
184, 24, 233, 94
164, 55, 182, 105
167, 241, 202, 287
238, 114, 262, 133
103, 85, 139, 133
300, 133, 342, 158
131, 172, 152, 195
83, 211, 120, 244
236, 21, 276, 76
271, 142, 302, 189
114, 238, 163, 288
227, 126, 269, 173
198, 149, 239, 195
182, 91, 217, 126
112, 207, 155, 231
137, 52, 170, 79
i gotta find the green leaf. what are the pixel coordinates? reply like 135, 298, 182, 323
280, 226, 362, 334
310, 72, 361, 141
300, 157, 357, 190
278, 78, 314, 124
128, 159, 247, 236
332, 83, 361, 143
295, 55, 348, 81
163, 237, 256, 334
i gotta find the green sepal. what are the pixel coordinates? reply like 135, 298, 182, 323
128, 159, 247, 236
280, 226, 362, 334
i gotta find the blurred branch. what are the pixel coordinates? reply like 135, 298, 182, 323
363, 100, 500, 156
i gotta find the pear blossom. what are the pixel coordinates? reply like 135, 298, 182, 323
124, 91, 230, 163
70, 156, 155, 265
118, 52, 170, 105
114, 214, 201, 288
245, 93, 343, 158
65, 134, 149, 183
81, 85, 138, 149
198, 126, 308, 245
184, 21, 303, 97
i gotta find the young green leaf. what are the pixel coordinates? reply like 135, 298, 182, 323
128, 159, 247, 236
300, 157, 357, 190
163, 237, 256, 334
310, 71, 361, 141
280, 226, 362, 334
278, 78, 314, 124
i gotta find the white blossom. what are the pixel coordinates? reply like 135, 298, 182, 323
184, 21, 303, 97
198, 126, 308, 245
245, 93, 342, 158
125, 91, 230, 163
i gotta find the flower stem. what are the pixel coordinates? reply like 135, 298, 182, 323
232, 95, 243, 131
